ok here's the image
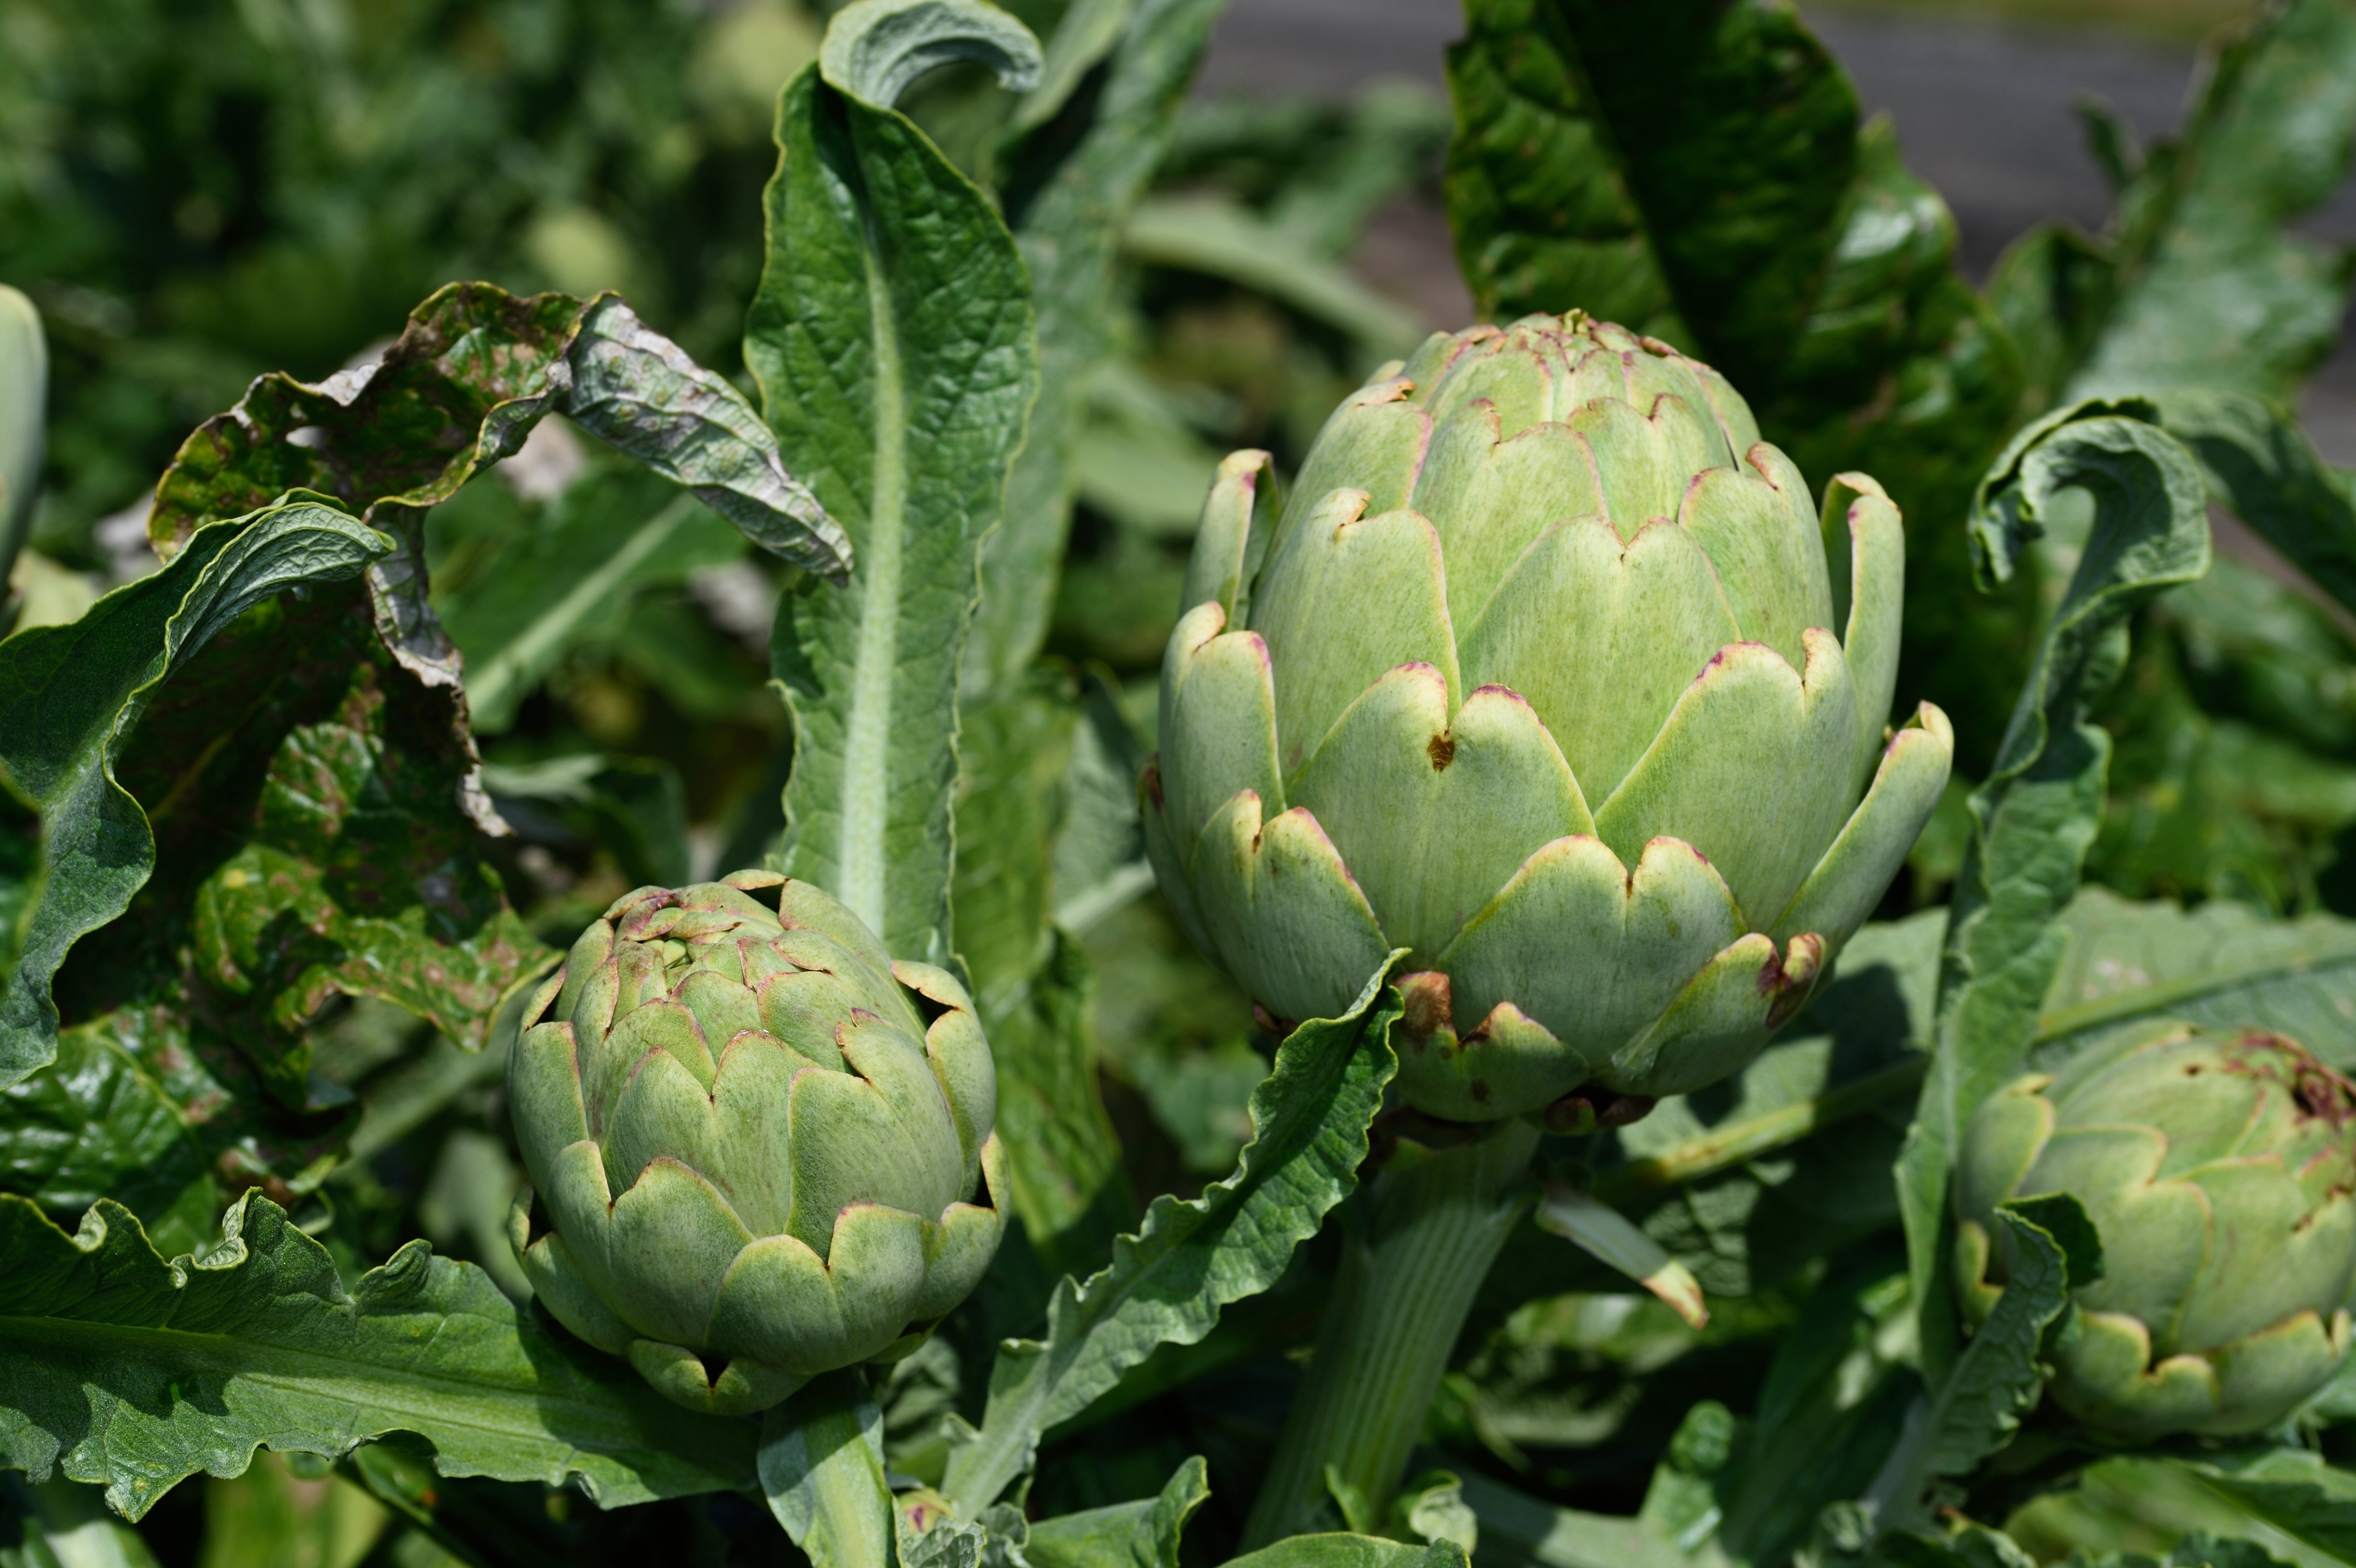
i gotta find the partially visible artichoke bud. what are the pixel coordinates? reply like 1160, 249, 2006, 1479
1956, 1023, 2356, 1439
0, 283, 46, 587
1144, 312, 1951, 1122
508, 871, 1005, 1415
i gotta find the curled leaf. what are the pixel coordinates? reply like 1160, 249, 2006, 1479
819, 0, 1043, 109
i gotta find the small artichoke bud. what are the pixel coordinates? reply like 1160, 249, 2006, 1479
0, 283, 46, 585
1955, 1023, 2356, 1439
1144, 311, 1950, 1121
507, 871, 1004, 1415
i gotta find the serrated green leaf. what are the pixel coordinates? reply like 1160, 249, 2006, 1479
747, 65, 1037, 961
1860, 1205, 2074, 1539
0, 1192, 757, 1522
1900, 404, 2210, 1385
939, 972, 1402, 1513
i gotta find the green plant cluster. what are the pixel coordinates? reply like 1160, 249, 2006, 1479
9, 0, 2356, 1566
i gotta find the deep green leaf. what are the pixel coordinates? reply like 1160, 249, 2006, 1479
982, 931, 1132, 1284
0, 1016, 253, 1260
1051, 673, 1153, 935
90, 576, 551, 1110
0, 1193, 756, 1522
939, 971, 1402, 1512
747, 65, 1037, 961
1445, 0, 1858, 388
0, 501, 390, 1089
950, 681, 1130, 1277
2070, 0, 2356, 402
1440, 0, 1684, 341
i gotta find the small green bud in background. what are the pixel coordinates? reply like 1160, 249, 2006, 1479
1956, 1023, 2356, 1439
0, 283, 47, 593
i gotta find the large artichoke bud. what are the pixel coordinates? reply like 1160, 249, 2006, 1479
507, 871, 1005, 1415
1956, 1023, 2356, 1438
1143, 312, 1952, 1122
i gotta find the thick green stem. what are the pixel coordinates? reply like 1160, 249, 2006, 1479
1243, 1120, 1541, 1547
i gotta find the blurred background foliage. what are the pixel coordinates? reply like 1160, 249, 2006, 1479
12, 0, 2356, 1562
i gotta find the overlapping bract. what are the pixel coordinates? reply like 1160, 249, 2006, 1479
1956, 1023, 2356, 1439
1144, 312, 1952, 1122
507, 870, 1004, 1416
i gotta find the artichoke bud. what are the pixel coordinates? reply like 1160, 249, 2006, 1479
1144, 311, 1952, 1121
1955, 1024, 2356, 1439
0, 283, 46, 579
507, 870, 1005, 1416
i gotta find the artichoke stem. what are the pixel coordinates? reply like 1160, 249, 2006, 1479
1243, 1119, 1542, 1547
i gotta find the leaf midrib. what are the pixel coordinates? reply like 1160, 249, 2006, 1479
839, 208, 908, 939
